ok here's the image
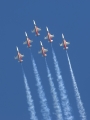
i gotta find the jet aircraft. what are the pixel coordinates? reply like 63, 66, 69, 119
23, 32, 33, 48
44, 27, 54, 42
32, 20, 41, 36
14, 46, 24, 62
60, 33, 70, 49
38, 41, 48, 57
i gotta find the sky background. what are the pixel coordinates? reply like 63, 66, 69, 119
0, 0, 90, 120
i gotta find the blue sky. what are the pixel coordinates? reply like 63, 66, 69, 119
0, 1, 90, 120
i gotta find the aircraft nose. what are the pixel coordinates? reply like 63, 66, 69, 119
62, 33, 64, 38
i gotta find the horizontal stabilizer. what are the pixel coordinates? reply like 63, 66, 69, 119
35, 33, 40, 36
50, 40, 53, 42
66, 47, 68, 49
18, 60, 23, 62
38, 33, 40, 35
63, 47, 68, 50
27, 45, 32, 48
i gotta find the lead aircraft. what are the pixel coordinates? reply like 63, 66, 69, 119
32, 20, 41, 36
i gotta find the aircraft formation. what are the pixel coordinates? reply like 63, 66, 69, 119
14, 20, 87, 120
15, 20, 70, 62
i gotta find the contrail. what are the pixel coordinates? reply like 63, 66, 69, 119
45, 59, 63, 120
21, 65, 38, 120
31, 55, 51, 120
66, 51, 87, 120
51, 47, 74, 120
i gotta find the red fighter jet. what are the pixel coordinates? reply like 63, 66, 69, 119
38, 41, 48, 57
32, 20, 41, 36
44, 27, 54, 43
60, 33, 70, 49
14, 47, 24, 62
23, 32, 33, 48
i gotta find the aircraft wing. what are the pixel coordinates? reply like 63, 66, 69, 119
23, 41, 27, 44
66, 42, 70, 45
44, 36, 48, 39
38, 50, 42, 54
20, 54, 24, 57
60, 43, 63, 46
44, 49, 48, 52
31, 29, 35, 33
15, 55, 18, 59
50, 34, 54, 38
37, 27, 41, 31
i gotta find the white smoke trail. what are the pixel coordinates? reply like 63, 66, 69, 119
51, 47, 74, 120
66, 51, 87, 120
31, 55, 51, 120
45, 59, 63, 120
21, 65, 38, 120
